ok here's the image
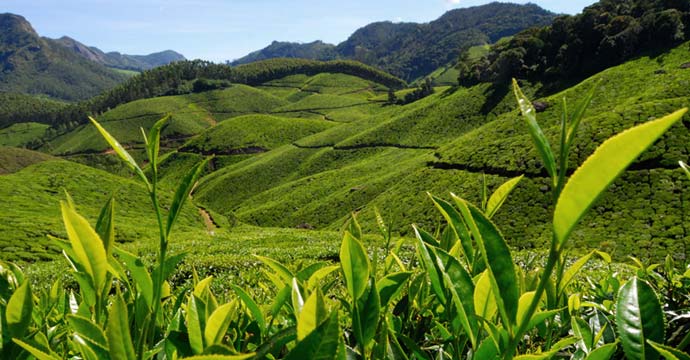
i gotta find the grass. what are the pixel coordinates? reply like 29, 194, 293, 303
0, 122, 48, 147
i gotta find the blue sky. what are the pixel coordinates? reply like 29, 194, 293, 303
4, 0, 597, 62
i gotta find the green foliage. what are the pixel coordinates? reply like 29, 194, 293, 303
459, 0, 690, 86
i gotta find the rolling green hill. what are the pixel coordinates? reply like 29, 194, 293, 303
192, 40, 690, 260
5, 39, 690, 263
0, 157, 204, 261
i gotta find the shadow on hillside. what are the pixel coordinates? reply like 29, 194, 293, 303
480, 83, 509, 115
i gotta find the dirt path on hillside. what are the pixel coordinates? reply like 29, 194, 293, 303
198, 206, 218, 235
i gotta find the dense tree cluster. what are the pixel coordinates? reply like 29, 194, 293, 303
458, 0, 690, 86
0, 93, 67, 129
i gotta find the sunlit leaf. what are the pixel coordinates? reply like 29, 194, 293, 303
485, 175, 524, 219
6, 280, 32, 338
512, 79, 557, 181
340, 232, 370, 300
89, 116, 149, 187
106, 294, 136, 360
554, 108, 687, 246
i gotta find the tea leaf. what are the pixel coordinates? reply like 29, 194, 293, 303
146, 115, 170, 176
95, 196, 115, 257
429, 194, 473, 263
61, 202, 108, 295
284, 312, 341, 360
106, 294, 136, 360
647, 340, 690, 360
566, 81, 598, 146
512, 79, 557, 181
340, 232, 370, 300
560, 251, 595, 293
231, 285, 266, 332
616, 277, 665, 360
584, 342, 619, 360
377, 271, 412, 308
114, 247, 153, 307
297, 288, 328, 341
187, 295, 207, 355
413, 226, 446, 305
167, 157, 210, 237
6, 280, 32, 338
485, 175, 524, 219
554, 108, 687, 246
12, 339, 60, 360
89, 116, 149, 188
454, 196, 518, 327
204, 303, 235, 346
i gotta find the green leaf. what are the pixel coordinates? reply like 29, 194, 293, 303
413, 226, 446, 305
566, 80, 598, 147
376, 272, 412, 308
89, 116, 149, 187
255, 255, 294, 285
474, 270, 497, 321
61, 201, 109, 295
572, 316, 594, 352
167, 157, 211, 237
297, 288, 328, 341
179, 355, 255, 360
485, 175, 524, 219
187, 295, 207, 355
106, 294, 136, 360
230, 285, 266, 332
584, 342, 619, 360
204, 303, 235, 346
616, 277, 665, 360
554, 108, 687, 246
339, 232, 370, 300
114, 248, 153, 307
454, 196, 518, 327
512, 79, 557, 181
560, 251, 595, 293
6, 280, 32, 338
429, 194, 473, 261
435, 248, 477, 346
95, 196, 115, 257
12, 339, 60, 360
146, 115, 170, 175
514, 337, 577, 359
648, 340, 690, 360
356, 279, 380, 348
285, 312, 341, 360
516, 292, 537, 331
68, 315, 109, 359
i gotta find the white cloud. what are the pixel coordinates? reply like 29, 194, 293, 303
446, 0, 461, 4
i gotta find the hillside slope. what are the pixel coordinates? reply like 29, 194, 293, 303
196, 41, 690, 260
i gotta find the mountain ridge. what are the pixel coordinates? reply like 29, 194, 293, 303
232, 2, 557, 81
54, 36, 186, 71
